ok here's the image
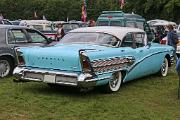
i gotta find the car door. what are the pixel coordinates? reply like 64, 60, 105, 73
5, 28, 29, 64
132, 32, 152, 77
123, 32, 155, 81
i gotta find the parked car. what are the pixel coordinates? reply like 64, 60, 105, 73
13, 26, 174, 92
149, 21, 177, 44
53, 21, 80, 34
19, 20, 56, 39
10, 20, 21, 25
0, 19, 12, 25
147, 19, 177, 28
160, 33, 180, 57
96, 11, 155, 41
0, 25, 53, 78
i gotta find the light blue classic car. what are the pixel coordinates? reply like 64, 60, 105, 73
13, 26, 174, 92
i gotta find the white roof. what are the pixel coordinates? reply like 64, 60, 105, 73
147, 19, 169, 23
148, 19, 177, 26
70, 26, 145, 40
153, 21, 177, 26
19, 20, 52, 26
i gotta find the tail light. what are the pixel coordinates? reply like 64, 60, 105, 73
79, 51, 93, 73
176, 41, 180, 46
160, 40, 166, 44
15, 48, 25, 66
160, 37, 167, 44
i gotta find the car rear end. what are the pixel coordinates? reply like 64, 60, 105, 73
13, 45, 106, 87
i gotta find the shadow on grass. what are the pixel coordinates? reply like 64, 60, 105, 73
18, 82, 105, 97
13, 72, 174, 98
15, 76, 155, 96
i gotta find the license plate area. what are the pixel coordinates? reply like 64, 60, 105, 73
44, 74, 56, 83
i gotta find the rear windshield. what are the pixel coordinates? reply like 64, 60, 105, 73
110, 21, 122, 26
59, 32, 119, 47
97, 21, 109, 26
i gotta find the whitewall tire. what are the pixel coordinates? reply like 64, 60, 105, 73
160, 58, 169, 77
105, 72, 122, 93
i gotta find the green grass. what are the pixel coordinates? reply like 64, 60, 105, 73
0, 68, 180, 120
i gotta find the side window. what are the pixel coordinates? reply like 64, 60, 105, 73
134, 33, 145, 48
26, 29, 46, 43
8, 29, 27, 43
121, 33, 134, 48
98, 34, 118, 46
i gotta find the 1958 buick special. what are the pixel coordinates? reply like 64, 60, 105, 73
13, 26, 174, 92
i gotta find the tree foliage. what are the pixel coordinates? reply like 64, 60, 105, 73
0, 0, 179, 23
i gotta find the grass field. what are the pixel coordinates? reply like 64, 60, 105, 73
0, 68, 180, 120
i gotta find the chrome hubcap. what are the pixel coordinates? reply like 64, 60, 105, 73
110, 74, 119, 88
0, 60, 10, 77
161, 60, 167, 74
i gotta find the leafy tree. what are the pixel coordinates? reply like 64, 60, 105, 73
0, 0, 179, 23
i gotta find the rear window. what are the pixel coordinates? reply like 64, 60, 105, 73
126, 22, 136, 28
59, 32, 119, 47
97, 21, 109, 26
110, 21, 122, 26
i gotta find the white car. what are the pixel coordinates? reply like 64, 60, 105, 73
176, 25, 180, 56
19, 20, 56, 39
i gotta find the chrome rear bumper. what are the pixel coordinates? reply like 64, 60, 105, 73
13, 67, 109, 87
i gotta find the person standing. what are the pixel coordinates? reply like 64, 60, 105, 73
0, 13, 4, 24
167, 24, 178, 57
88, 19, 96, 27
55, 23, 65, 41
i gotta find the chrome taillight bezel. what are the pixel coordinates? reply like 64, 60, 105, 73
79, 50, 94, 74
15, 48, 25, 66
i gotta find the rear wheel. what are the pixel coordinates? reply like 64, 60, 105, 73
159, 58, 169, 77
0, 57, 13, 78
104, 72, 122, 93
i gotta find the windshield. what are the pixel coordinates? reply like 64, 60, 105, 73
59, 32, 119, 47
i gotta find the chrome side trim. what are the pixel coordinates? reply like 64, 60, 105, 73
128, 50, 174, 73
91, 56, 135, 73
84, 76, 112, 82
